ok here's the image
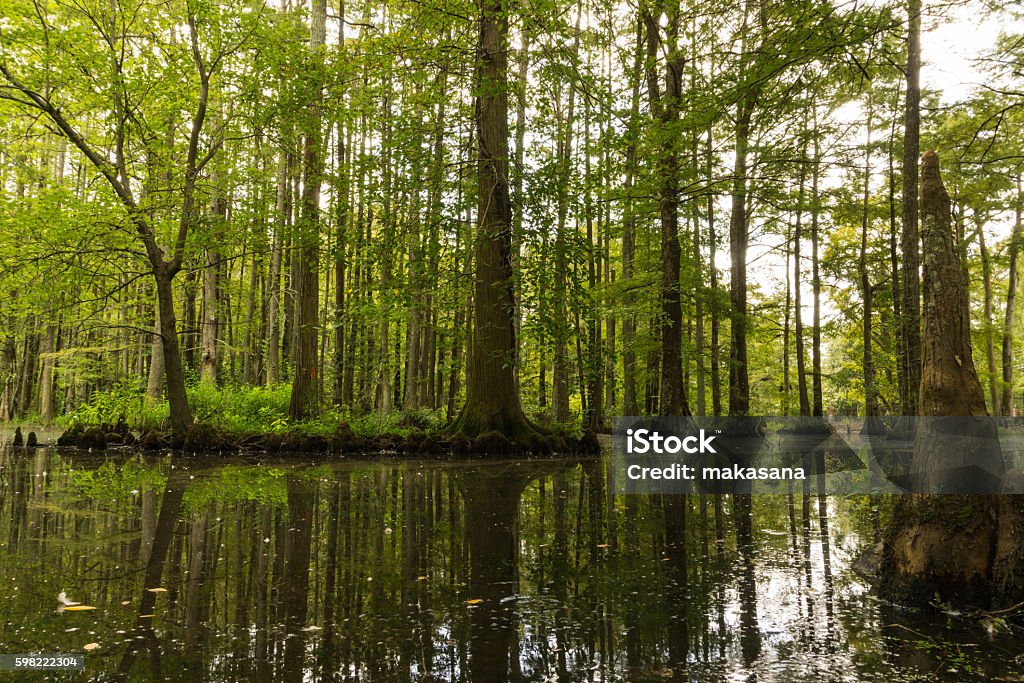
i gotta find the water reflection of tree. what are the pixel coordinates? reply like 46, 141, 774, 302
282, 474, 314, 682
459, 467, 528, 682
118, 467, 188, 678
0, 449, 936, 681
736, 494, 762, 670
663, 494, 690, 673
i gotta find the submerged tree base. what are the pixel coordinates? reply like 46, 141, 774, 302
880, 494, 1024, 610
48, 420, 601, 457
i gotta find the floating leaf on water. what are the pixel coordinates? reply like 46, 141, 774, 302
596, 544, 609, 548
121, 600, 131, 606
147, 587, 168, 593
83, 643, 99, 651
138, 614, 155, 618
301, 625, 322, 632
465, 598, 483, 605
62, 605, 97, 612
417, 576, 428, 581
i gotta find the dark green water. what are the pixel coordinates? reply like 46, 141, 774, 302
0, 436, 1021, 681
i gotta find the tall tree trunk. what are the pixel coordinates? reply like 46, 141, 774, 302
266, 142, 289, 386
978, 220, 999, 414
200, 167, 226, 385
881, 151, 1008, 609
644, 1, 689, 418
899, 0, 922, 417
449, 0, 536, 438
860, 101, 879, 424
332, 117, 349, 407
551, 16, 579, 425
621, 18, 642, 417
1001, 176, 1022, 416
729, 97, 754, 416
288, 0, 327, 420
794, 131, 810, 416
728, 0, 759, 417
708, 127, 722, 416
888, 97, 904, 417
584, 103, 604, 430
810, 108, 823, 417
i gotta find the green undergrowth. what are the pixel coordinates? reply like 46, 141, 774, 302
58, 383, 449, 437
47, 384, 597, 455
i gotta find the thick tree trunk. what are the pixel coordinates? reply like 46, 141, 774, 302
644, 3, 689, 418
288, 0, 327, 420
881, 151, 1012, 609
155, 267, 193, 438
449, 0, 536, 439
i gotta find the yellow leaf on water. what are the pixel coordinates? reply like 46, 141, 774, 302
138, 614, 155, 618
465, 598, 483, 605
62, 605, 97, 612
121, 600, 131, 606
83, 643, 99, 651
596, 544, 609, 548
146, 588, 168, 593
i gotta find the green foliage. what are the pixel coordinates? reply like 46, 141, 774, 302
62, 382, 159, 429
182, 465, 295, 511
67, 458, 167, 504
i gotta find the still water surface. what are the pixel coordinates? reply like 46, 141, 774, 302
0, 437, 1021, 681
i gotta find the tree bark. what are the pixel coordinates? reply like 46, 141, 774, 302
621, 17, 642, 417
729, 97, 754, 416
794, 133, 810, 417
881, 151, 1010, 609
146, 308, 164, 404
449, 0, 537, 439
200, 167, 226, 385
644, 1, 689, 418
38, 323, 57, 422
899, 0, 922, 417
288, 0, 327, 420
978, 220, 999, 414
1001, 176, 1022, 416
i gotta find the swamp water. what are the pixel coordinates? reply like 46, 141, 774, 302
0, 436, 1022, 681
